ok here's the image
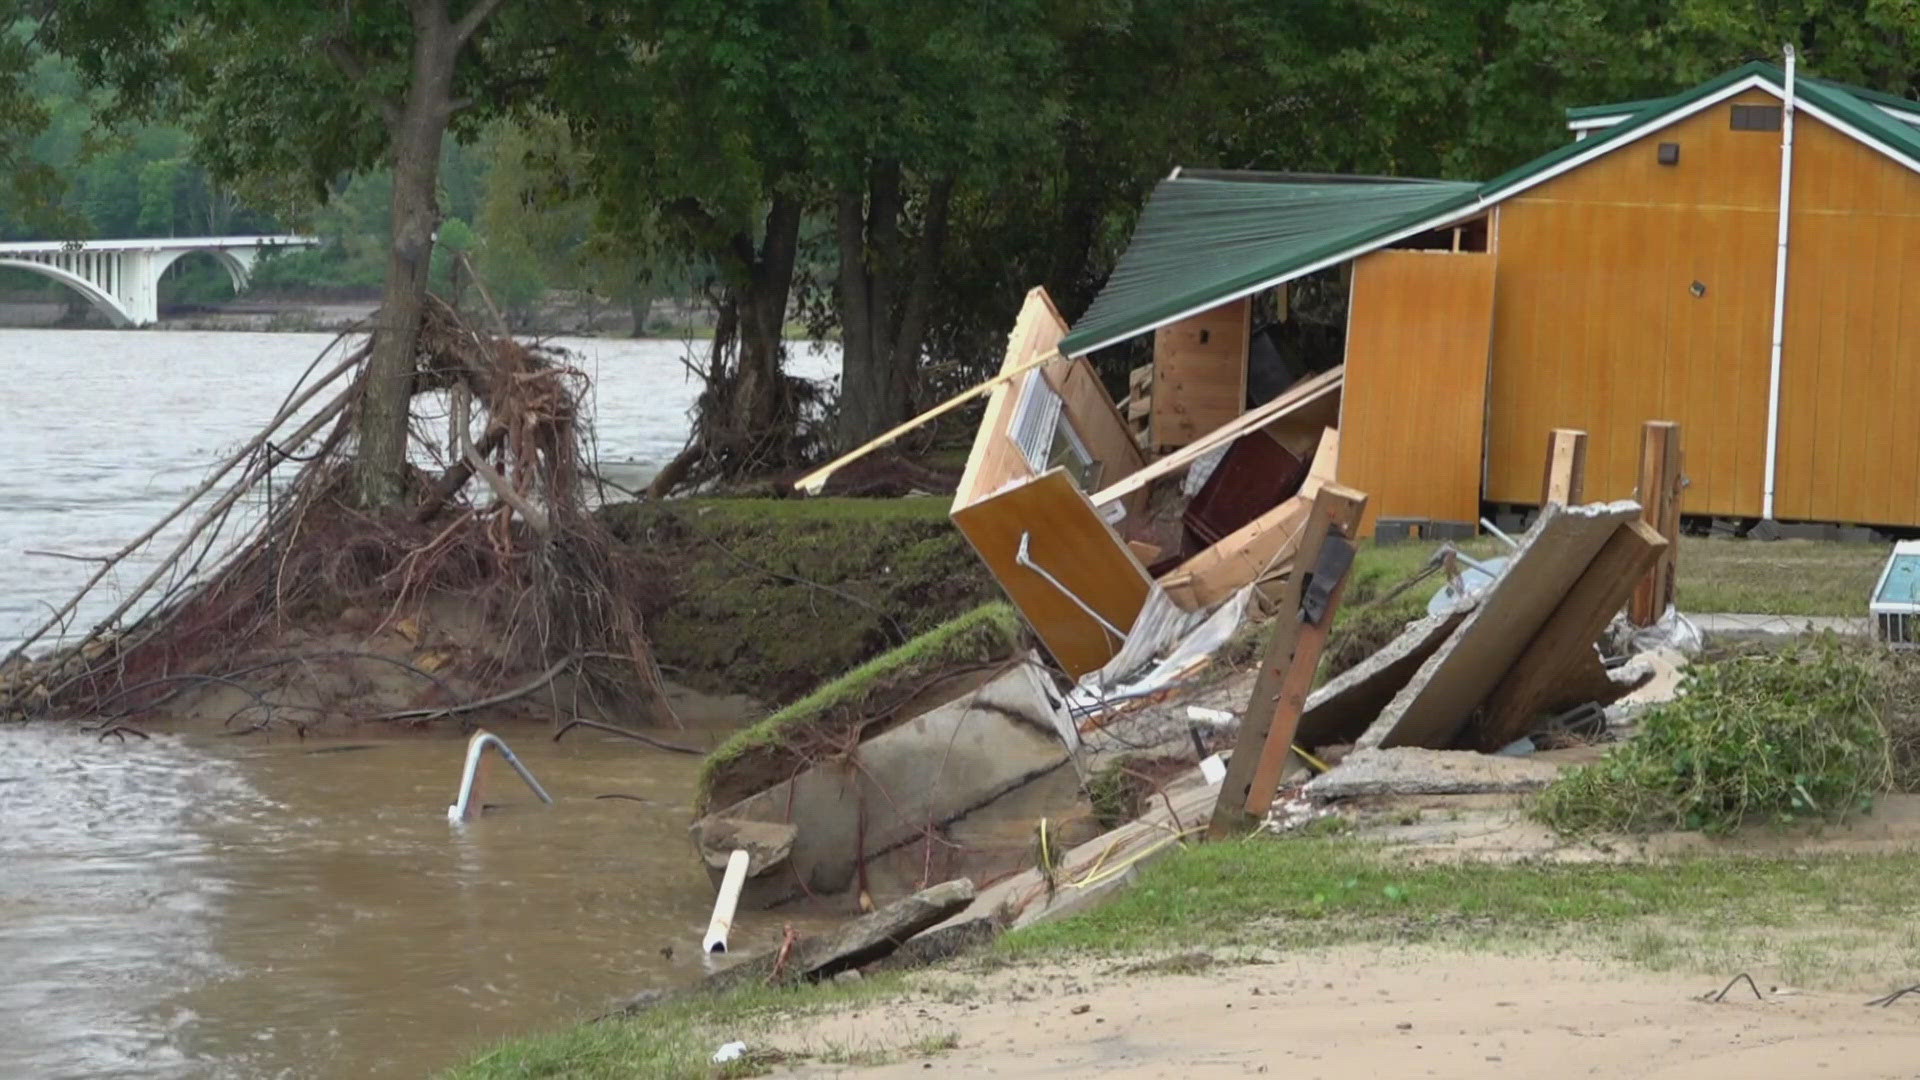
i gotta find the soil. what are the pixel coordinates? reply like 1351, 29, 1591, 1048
766, 947, 1920, 1078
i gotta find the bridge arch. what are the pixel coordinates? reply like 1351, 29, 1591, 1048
152, 246, 253, 293
0, 258, 135, 327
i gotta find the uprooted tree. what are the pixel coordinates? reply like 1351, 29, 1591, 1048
0, 304, 679, 732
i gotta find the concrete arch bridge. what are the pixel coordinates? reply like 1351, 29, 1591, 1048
0, 235, 318, 327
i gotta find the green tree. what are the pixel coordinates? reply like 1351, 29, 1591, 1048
40, 0, 530, 508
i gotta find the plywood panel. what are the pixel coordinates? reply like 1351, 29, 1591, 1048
954, 288, 1066, 511
1151, 298, 1249, 451
951, 468, 1152, 679
1485, 91, 1788, 516
1340, 250, 1495, 536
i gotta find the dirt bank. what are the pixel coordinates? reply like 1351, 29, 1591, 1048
602, 496, 999, 707
768, 948, 1920, 1078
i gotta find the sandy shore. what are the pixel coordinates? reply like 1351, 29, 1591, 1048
766, 947, 1920, 1078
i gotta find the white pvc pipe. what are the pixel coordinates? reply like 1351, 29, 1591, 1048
704, 849, 751, 954
1763, 44, 1798, 521
446, 729, 554, 824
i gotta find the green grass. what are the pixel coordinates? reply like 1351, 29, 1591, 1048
446, 837, 1920, 1077
697, 602, 1025, 810
447, 973, 914, 1080
1001, 835, 1920, 960
1347, 534, 1884, 620
1675, 536, 1884, 615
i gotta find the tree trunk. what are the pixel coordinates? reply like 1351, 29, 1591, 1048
627, 286, 655, 338
349, 0, 503, 510
834, 166, 953, 449
729, 193, 802, 436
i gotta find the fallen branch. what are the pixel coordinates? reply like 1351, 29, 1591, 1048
372, 655, 573, 722
4, 347, 363, 665
553, 716, 702, 754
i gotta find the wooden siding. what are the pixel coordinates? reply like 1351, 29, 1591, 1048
1341, 249, 1496, 536
1485, 89, 1783, 517
1151, 298, 1249, 451
1772, 116, 1920, 525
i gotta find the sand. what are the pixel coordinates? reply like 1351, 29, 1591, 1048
767, 947, 1920, 1078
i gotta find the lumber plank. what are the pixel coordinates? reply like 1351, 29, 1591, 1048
1157, 428, 1337, 612
1541, 428, 1588, 507
1629, 421, 1682, 625
1091, 366, 1343, 509
1209, 483, 1366, 838
1472, 520, 1666, 750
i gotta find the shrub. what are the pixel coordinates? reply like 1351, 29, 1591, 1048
1534, 639, 1892, 835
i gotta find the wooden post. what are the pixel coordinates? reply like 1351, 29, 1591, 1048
1208, 483, 1368, 838
1629, 421, 1682, 626
1541, 428, 1588, 507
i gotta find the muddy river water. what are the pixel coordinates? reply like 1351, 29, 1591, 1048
0, 330, 841, 1077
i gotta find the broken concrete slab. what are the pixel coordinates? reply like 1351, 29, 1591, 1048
1295, 601, 1474, 750
690, 818, 798, 877
1356, 501, 1642, 752
697, 658, 1071, 908
1303, 747, 1562, 798
705, 878, 977, 992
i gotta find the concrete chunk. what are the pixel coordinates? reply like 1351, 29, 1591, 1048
1304, 747, 1561, 798
1356, 501, 1641, 751
1295, 601, 1474, 749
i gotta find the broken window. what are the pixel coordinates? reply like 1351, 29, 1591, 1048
1010, 370, 1100, 489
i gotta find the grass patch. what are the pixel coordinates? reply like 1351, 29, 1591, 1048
1677, 536, 1884, 615
697, 602, 1025, 811
1535, 640, 1892, 835
446, 973, 913, 1080
998, 835, 1920, 964
601, 496, 998, 704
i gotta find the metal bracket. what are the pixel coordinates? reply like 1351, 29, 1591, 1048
1016, 531, 1127, 641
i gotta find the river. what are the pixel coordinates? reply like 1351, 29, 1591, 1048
0, 329, 841, 1077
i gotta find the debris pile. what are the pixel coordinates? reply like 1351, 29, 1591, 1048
1, 300, 675, 734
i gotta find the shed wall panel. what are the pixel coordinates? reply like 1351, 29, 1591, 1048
1773, 117, 1920, 525
1340, 249, 1495, 535
1486, 89, 1784, 516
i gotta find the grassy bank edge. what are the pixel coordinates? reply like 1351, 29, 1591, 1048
442, 836, 1920, 1079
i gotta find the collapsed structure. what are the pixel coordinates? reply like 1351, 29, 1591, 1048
704, 60, 1916, 918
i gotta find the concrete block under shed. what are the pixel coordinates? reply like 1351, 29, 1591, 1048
694, 658, 1074, 909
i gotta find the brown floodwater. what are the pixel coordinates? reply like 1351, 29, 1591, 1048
0, 719, 821, 1079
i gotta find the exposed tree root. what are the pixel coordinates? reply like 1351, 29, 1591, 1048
0, 299, 678, 736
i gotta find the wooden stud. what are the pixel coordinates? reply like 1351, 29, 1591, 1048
1473, 520, 1667, 750
1541, 428, 1588, 507
1208, 483, 1368, 838
1629, 421, 1683, 626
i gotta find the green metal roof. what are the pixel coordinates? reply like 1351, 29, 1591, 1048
1057, 176, 1477, 356
1062, 63, 1920, 357
1565, 96, 1672, 122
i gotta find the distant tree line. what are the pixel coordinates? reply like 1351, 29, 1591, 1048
2, 0, 1918, 502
